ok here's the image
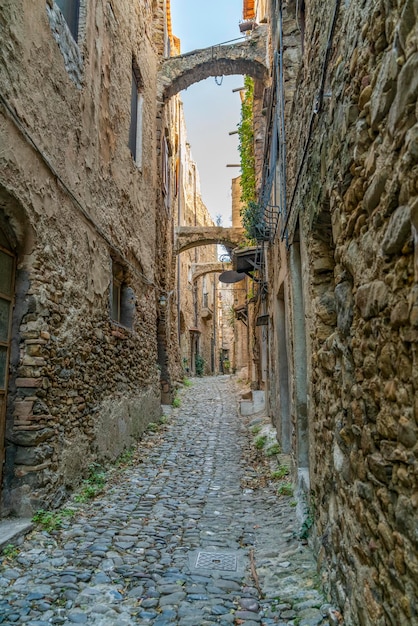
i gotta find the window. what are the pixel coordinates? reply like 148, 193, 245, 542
298, 0, 306, 55
111, 261, 135, 329
129, 65, 144, 167
55, 0, 80, 40
161, 131, 172, 208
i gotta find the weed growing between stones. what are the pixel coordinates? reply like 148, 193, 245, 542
116, 446, 135, 467
32, 508, 76, 532
183, 377, 192, 387
255, 435, 267, 449
278, 482, 293, 497
172, 393, 181, 408
74, 463, 106, 503
269, 597, 282, 613
271, 465, 289, 480
266, 443, 281, 456
1, 544, 20, 562
251, 424, 262, 435
146, 422, 159, 432
299, 495, 315, 540
300, 511, 314, 540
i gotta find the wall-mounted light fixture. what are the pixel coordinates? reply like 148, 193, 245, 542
159, 294, 167, 308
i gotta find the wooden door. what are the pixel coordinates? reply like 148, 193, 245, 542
0, 244, 15, 494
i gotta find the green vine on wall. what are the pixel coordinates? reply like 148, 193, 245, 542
238, 76, 256, 207
237, 76, 260, 244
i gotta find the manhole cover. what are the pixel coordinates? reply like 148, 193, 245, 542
195, 551, 237, 571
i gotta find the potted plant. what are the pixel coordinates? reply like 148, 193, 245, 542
241, 201, 269, 242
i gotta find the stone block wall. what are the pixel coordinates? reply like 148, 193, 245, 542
265, 0, 418, 623
6, 210, 159, 515
0, 0, 167, 516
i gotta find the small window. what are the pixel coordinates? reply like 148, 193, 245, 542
162, 135, 169, 198
298, 0, 306, 55
55, 0, 80, 40
111, 262, 135, 329
129, 65, 144, 167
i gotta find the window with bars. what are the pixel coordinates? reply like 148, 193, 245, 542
55, 0, 80, 40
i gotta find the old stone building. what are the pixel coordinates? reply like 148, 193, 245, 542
0, 0, 192, 517
241, 0, 418, 623
157, 57, 228, 381
176, 131, 218, 378
0, 0, 240, 518
158, 21, 266, 383
2, 0, 417, 622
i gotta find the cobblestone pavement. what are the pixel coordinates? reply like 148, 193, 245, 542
0, 376, 337, 626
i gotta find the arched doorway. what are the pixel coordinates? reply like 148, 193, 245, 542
0, 220, 16, 499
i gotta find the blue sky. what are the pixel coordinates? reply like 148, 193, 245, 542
170, 0, 244, 226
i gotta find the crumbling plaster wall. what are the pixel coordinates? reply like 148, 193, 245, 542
271, 0, 418, 623
0, 0, 167, 515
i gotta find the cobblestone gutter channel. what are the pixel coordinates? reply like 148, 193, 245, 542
0, 376, 338, 625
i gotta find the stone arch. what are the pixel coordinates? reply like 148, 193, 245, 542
176, 226, 244, 255
159, 27, 268, 101
191, 262, 232, 283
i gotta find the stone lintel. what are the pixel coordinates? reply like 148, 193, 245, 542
15, 378, 43, 388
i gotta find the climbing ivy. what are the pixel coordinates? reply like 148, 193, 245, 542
238, 76, 256, 207
237, 76, 258, 243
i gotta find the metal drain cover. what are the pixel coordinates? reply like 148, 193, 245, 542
195, 551, 238, 571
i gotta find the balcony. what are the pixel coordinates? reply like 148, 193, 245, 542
201, 293, 213, 320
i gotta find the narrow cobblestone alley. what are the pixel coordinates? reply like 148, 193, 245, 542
0, 377, 333, 626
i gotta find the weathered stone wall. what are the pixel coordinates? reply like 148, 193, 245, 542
0, 0, 167, 515
178, 140, 218, 376
265, 0, 418, 623
155, 94, 182, 403
155, 91, 218, 382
